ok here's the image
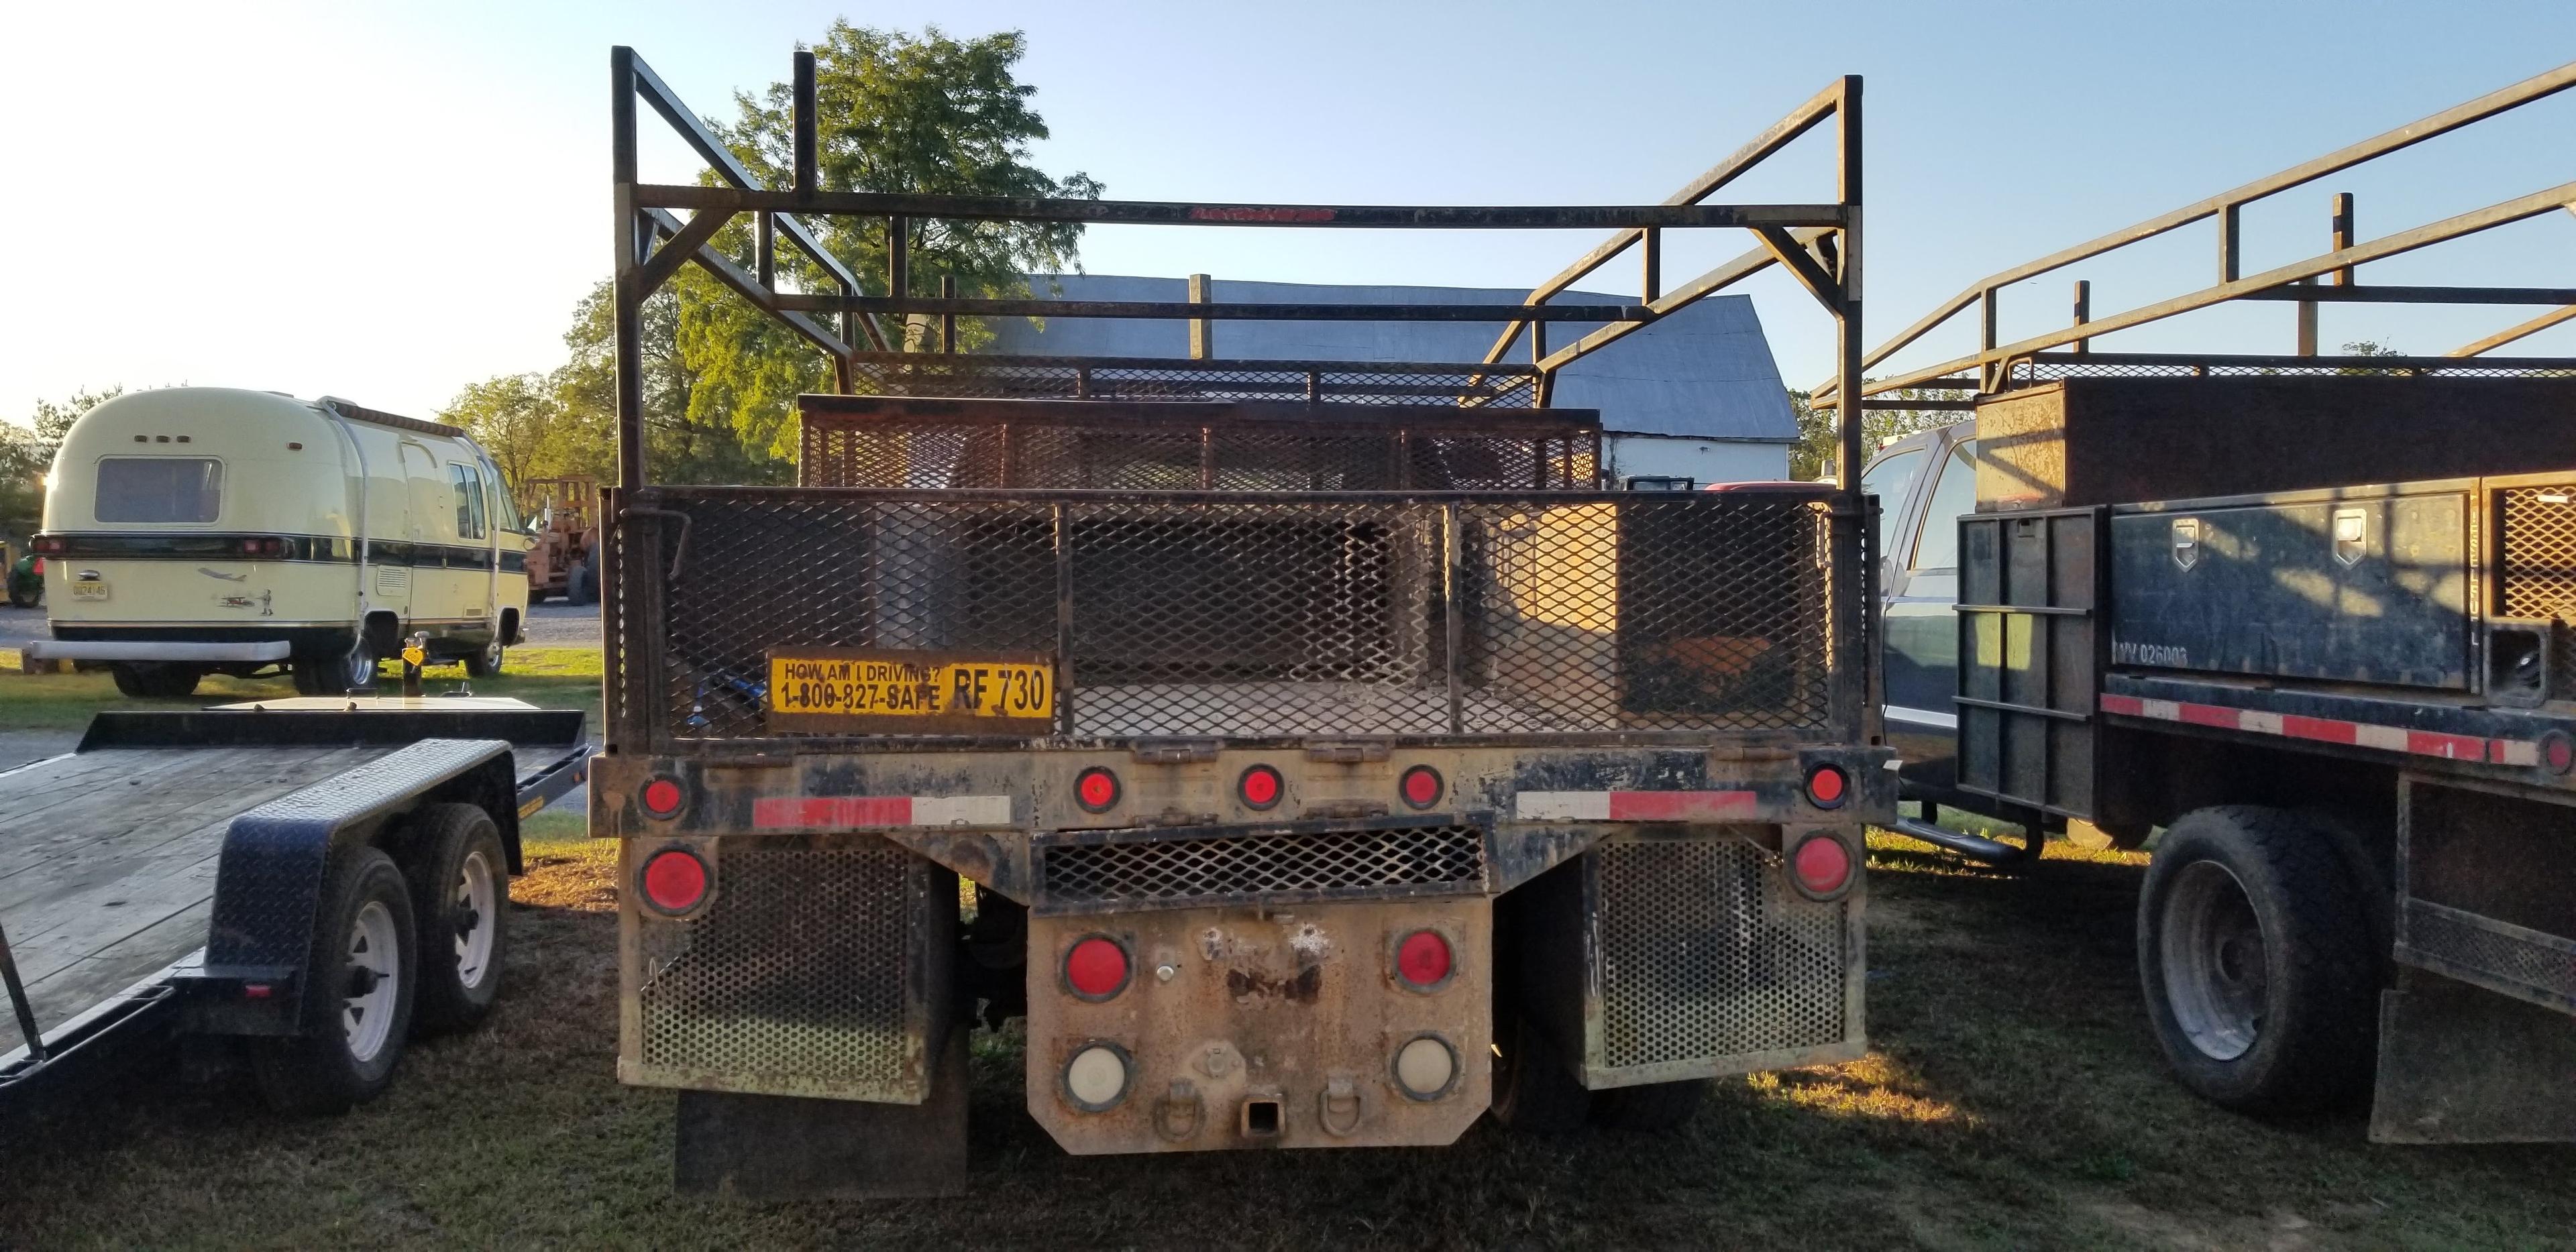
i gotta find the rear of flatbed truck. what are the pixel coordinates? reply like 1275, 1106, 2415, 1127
0, 702, 586, 1121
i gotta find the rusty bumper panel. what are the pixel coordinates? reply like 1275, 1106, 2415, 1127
1026, 899, 1491, 1153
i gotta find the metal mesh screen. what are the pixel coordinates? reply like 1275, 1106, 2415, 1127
2008, 356, 2576, 384
615, 488, 1841, 744
799, 412, 1600, 491
1036, 823, 1489, 913
2406, 903, 2576, 1007
2496, 483, 2576, 698
634, 842, 918, 1096
849, 353, 1542, 408
1594, 840, 1849, 1068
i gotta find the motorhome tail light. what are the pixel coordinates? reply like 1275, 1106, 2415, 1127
1395, 929, 1452, 989
1238, 764, 1283, 810
30, 536, 66, 556
639, 775, 686, 820
1805, 764, 1849, 809
235, 536, 287, 559
639, 848, 709, 914
1064, 936, 1131, 1000
1063, 1043, 1132, 1111
1075, 767, 1121, 813
1788, 834, 1856, 901
1398, 765, 1444, 810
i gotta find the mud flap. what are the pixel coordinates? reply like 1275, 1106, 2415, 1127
2369, 969, 2576, 1143
675, 1027, 969, 1198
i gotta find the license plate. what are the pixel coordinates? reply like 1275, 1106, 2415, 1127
767, 649, 1055, 733
70, 581, 109, 601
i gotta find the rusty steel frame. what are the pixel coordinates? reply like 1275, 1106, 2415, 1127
1817, 60, 2576, 404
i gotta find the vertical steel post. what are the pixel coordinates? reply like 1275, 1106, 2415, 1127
1641, 226, 1662, 302
1051, 502, 1075, 735
2331, 191, 2356, 285
611, 47, 646, 492
1833, 75, 1869, 737
2296, 280, 2320, 355
1978, 286, 2000, 392
2072, 279, 2092, 355
792, 50, 818, 201
2218, 201, 2241, 282
888, 215, 910, 347
1188, 273, 1214, 359
940, 274, 957, 353
1442, 502, 1464, 734
756, 212, 775, 288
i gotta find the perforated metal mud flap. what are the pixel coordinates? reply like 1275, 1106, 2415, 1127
2370, 968, 2576, 1143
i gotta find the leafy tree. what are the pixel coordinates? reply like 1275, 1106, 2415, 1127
2, 387, 124, 537
1787, 386, 1961, 481
441, 374, 560, 496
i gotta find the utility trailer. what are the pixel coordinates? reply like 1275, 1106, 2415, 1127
0, 701, 587, 1121
596, 47, 1884, 1196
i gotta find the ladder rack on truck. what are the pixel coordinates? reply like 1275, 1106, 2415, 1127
0, 702, 588, 1122
596, 46, 1885, 1197
1837, 60, 2576, 1143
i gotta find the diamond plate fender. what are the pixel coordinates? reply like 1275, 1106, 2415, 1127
199, 738, 518, 1033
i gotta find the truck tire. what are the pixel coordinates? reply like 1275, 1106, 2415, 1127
1591, 1078, 1709, 1133
110, 662, 201, 699
565, 560, 596, 606
294, 644, 379, 696
251, 846, 417, 1116
1490, 1009, 1592, 1134
464, 638, 506, 679
402, 804, 508, 1035
2137, 805, 2378, 1114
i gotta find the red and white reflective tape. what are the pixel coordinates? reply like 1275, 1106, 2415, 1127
2099, 693, 2539, 767
1515, 789, 1759, 821
752, 795, 1014, 830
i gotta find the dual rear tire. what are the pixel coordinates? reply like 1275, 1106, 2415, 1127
1490, 1009, 1707, 1135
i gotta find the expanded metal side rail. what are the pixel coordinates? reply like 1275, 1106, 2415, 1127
604, 486, 1854, 750
847, 352, 1546, 409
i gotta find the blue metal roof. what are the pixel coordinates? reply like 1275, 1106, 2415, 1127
986, 275, 1798, 441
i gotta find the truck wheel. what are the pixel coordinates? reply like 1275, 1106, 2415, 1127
251, 846, 417, 1115
1591, 1078, 1709, 1132
295, 644, 379, 696
2137, 805, 2378, 1114
402, 804, 508, 1034
111, 662, 201, 699
567, 561, 597, 606
7, 585, 36, 609
463, 639, 505, 679
1491, 1009, 1592, 1134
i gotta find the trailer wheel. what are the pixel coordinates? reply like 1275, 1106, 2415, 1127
1591, 1078, 1708, 1132
2137, 805, 2377, 1114
252, 846, 417, 1116
1491, 1009, 1591, 1134
402, 804, 509, 1034
463, 639, 506, 679
110, 662, 201, 699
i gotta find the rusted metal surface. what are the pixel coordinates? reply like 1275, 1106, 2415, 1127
1024, 899, 1491, 1153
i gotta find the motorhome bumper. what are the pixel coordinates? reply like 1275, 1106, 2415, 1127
25, 640, 293, 663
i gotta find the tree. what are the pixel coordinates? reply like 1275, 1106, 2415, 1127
1786, 386, 1960, 481
2, 386, 123, 537
440, 374, 560, 496
651, 21, 1101, 467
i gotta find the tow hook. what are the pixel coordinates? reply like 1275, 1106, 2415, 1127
1318, 1076, 1363, 1137
1155, 1080, 1203, 1141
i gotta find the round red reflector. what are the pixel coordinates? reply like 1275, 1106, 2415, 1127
1395, 930, 1452, 988
1399, 765, 1444, 810
1238, 764, 1283, 810
1792, 835, 1853, 897
2547, 734, 2575, 775
641, 849, 708, 913
1807, 765, 1848, 807
1075, 768, 1120, 813
641, 777, 685, 819
1065, 937, 1130, 999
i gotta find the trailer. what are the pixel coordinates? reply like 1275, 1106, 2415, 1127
592, 47, 1885, 1196
0, 699, 587, 1121
1834, 62, 2576, 1141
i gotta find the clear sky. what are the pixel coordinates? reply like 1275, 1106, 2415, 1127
7, 0, 2575, 427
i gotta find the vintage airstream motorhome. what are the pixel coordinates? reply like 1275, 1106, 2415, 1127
27, 388, 531, 697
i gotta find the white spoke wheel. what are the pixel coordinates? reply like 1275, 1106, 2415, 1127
2159, 860, 2267, 1061
464, 638, 505, 679
250, 846, 417, 1117
405, 803, 511, 1034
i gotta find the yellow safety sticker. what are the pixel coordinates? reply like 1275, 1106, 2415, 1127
766, 650, 1055, 732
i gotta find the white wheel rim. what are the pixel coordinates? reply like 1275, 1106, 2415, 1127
484, 642, 503, 670
2159, 860, 2268, 1062
343, 899, 402, 1064
349, 647, 375, 687
453, 849, 498, 990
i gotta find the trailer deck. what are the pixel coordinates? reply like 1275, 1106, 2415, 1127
0, 702, 587, 1068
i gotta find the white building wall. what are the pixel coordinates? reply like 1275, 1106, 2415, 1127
1604, 435, 1790, 488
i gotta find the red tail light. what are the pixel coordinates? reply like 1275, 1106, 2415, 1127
1064, 935, 1131, 999
640, 775, 686, 819
1789, 833, 1855, 900
1075, 767, 1121, 813
30, 536, 66, 556
1395, 929, 1453, 989
236, 536, 287, 559
1805, 764, 1849, 809
1238, 764, 1283, 810
1398, 765, 1444, 810
640, 848, 709, 914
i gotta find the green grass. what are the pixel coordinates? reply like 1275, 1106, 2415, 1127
0, 646, 603, 734
4, 827, 2571, 1248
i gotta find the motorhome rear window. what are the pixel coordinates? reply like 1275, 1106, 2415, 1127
95, 457, 223, 523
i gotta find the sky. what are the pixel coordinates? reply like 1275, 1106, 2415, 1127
7, 0, 2576, 428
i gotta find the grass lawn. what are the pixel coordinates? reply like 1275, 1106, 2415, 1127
4, 817, 2572, 1249
0, 646, 604, 734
